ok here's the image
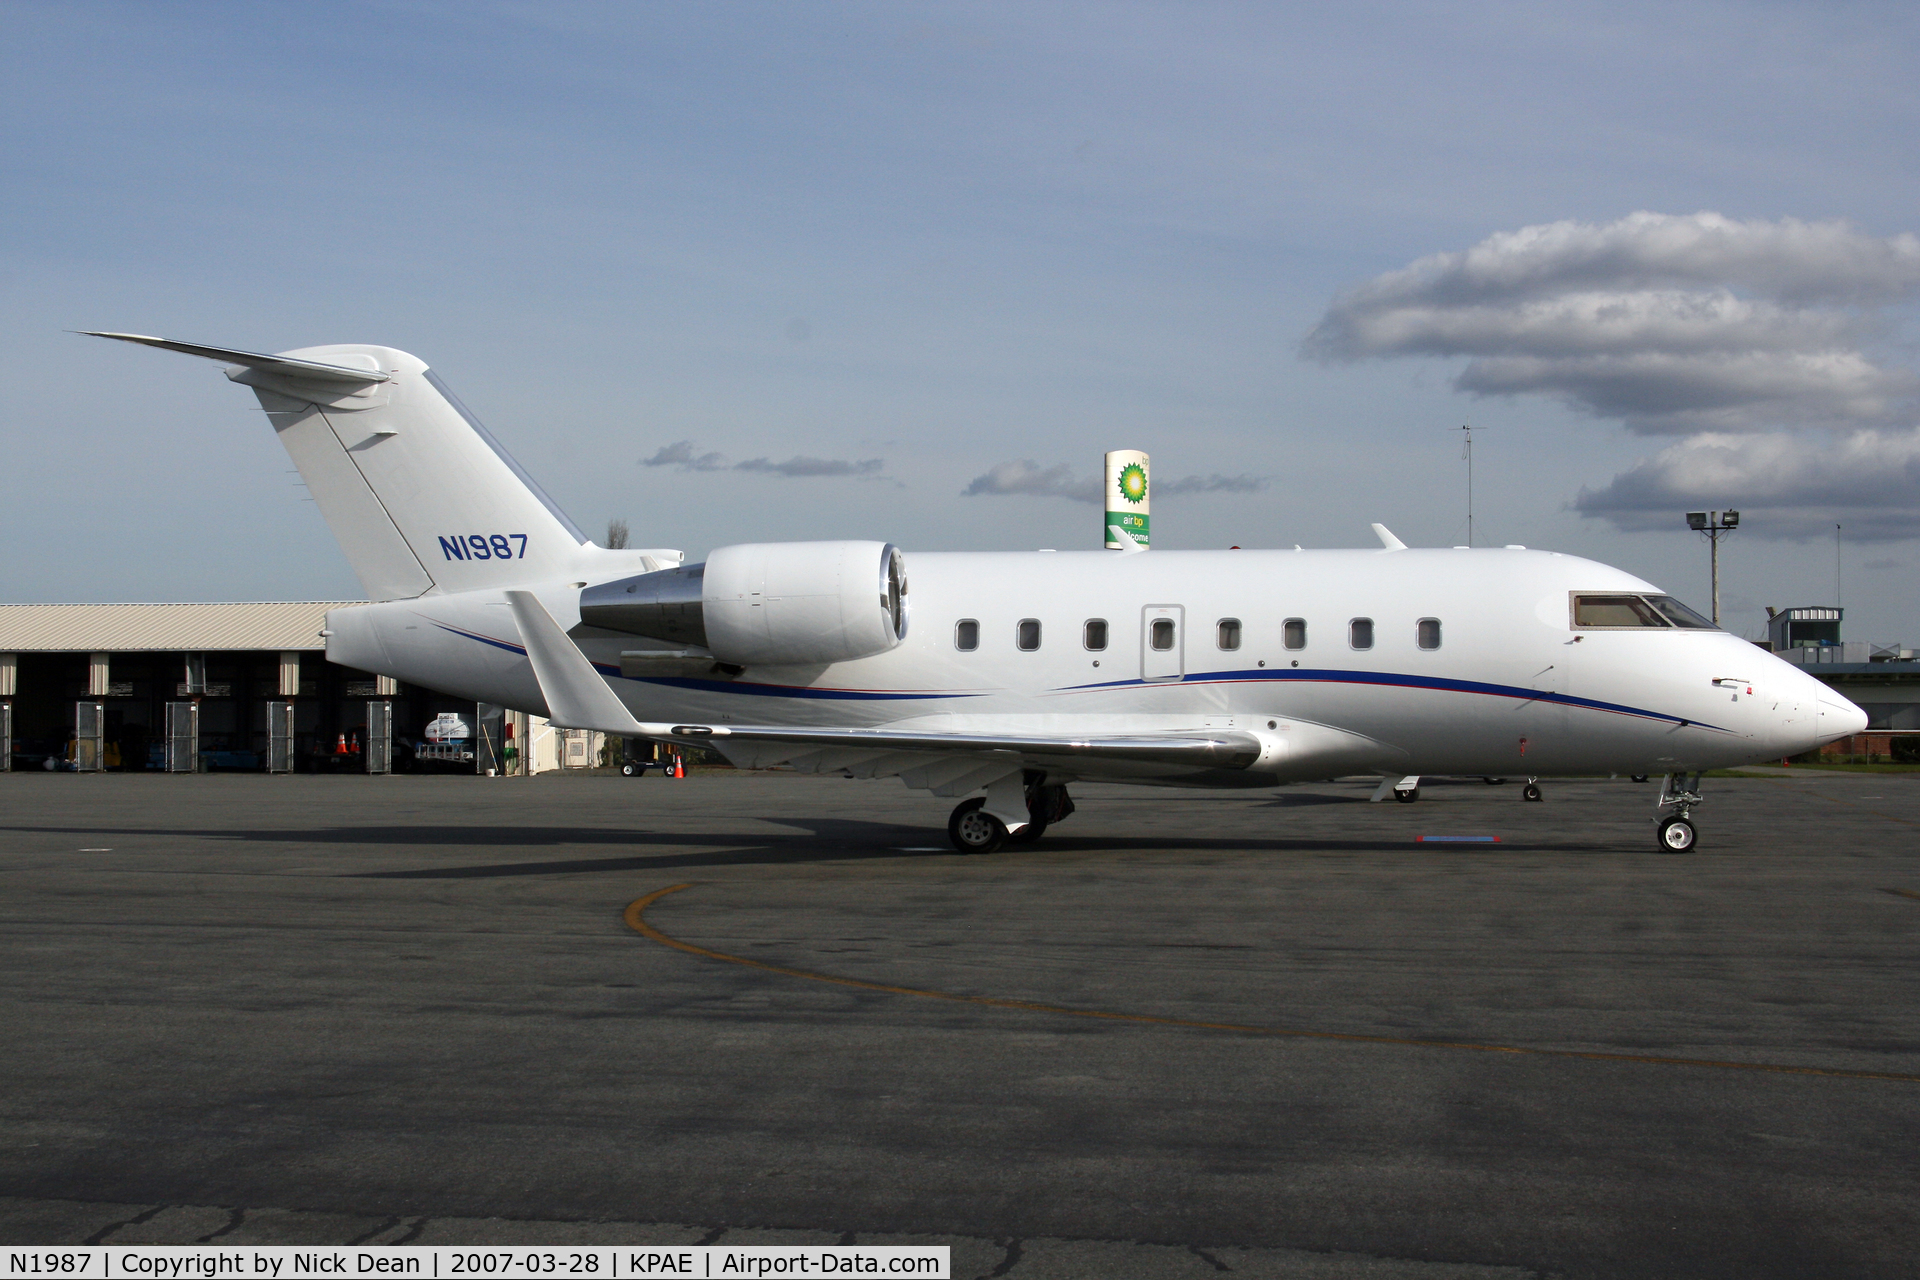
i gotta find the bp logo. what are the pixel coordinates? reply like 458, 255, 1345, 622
1117, 462, 1148, 504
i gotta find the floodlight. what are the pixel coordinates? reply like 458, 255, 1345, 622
1686, 512, 1707, 530
1722, 510, 1739, 528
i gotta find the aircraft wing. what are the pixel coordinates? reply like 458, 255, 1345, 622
662, 723, 1263, 793
669, 721, 1260, 766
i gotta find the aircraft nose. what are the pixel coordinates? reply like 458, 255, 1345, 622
1819, 694, 1869, 740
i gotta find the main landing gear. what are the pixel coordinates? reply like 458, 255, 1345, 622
1654, 772, 1704, 853
946, 779, 1076, 854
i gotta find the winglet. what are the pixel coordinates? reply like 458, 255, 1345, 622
1371, 523, 1407, 551
505, 590, 652, 735
80, 331, 390, 384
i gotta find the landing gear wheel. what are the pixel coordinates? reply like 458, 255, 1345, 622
947, 797, 1008, 854
1394, 787, 1420, 803
1657, 816, 1698, 853
1522, 783, 1543, 802
1483, 777, 1508, 785
1631, 774, 1650, 783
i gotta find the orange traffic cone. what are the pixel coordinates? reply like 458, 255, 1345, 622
673, 753, 685, 779
334, 733, 348, 755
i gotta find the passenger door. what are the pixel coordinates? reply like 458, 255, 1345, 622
1141, 605, 1184, 682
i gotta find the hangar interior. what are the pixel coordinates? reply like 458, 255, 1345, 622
0, 603, 611, 775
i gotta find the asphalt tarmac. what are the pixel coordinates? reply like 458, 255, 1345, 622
2, 769, 1917, 1278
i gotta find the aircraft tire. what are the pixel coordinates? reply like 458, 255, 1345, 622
1657, 816, 1698, 853
1393, 787, 1419, 803
948, 798, 1008, 855
1483, 777, 1507, 785
1631, 774, 1650, 783
1522, 783, 1543, 802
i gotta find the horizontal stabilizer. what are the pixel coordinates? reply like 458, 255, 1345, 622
80, 332, 389, 384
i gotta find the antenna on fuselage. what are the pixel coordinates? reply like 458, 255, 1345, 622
1459, 424, 1474, 548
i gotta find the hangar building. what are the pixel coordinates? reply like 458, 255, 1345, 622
0, 603, 606, 774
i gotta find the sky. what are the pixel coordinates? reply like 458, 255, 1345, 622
5, 0, 1919, 645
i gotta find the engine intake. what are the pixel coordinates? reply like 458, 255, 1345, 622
579, 540, 908, 666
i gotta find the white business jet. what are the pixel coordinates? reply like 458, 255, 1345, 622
89, 334, 1867, 854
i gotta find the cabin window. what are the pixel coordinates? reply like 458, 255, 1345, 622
1083, 618, 1108, 650
1150, 618, 1176, 651
955, 619, 979, 650
1417, 618, 1441, 650
1217, 618, 1242, 650
1017, 618, 1042, 651
1283, 618, 1306, 650
1349, 617, 1374, 650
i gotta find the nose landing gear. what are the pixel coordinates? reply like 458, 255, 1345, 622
1654, 772, 1704, 853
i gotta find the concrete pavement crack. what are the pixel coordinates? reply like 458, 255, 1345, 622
85, 1204, 164, 1245
197, 1206, 246, 1242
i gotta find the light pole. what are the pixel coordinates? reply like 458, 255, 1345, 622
1686, 510, 1740, 625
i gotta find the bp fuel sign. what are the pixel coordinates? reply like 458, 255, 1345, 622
1105, 449, 1149, 549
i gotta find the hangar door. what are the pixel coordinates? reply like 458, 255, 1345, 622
74, 702, 103, 772
165, 702, 198, 773
1141, 605, 1184, 682
267, 702, 294, 774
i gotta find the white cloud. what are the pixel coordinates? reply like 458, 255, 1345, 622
1456, 350, 1913, 434
643, 441, 884, 478
641, 441, 728, 471
961, 461, 1268, 503
1155, 473, 1269, 495
962, 460, 1099, 503
733, 455, 884, 477
1312, 212, 1920, 317
1305, 212, 1920, 434
1574, 427, 1920, 541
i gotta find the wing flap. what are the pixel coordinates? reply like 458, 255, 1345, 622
669, 722, 1262, 770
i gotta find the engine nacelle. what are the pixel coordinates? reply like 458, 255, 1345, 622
579, 540, 908, 666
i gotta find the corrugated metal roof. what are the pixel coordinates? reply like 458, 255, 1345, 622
0, 602, 366, 651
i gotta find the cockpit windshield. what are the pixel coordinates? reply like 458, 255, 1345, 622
1643, 595, 1717, 629
1572, 593, 1720, 630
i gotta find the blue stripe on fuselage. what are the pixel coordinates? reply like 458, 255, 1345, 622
431, 623, 1716, 727
1055, 666, 1729, 732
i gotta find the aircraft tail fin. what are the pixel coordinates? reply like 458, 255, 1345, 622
87, 333, 675, 600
